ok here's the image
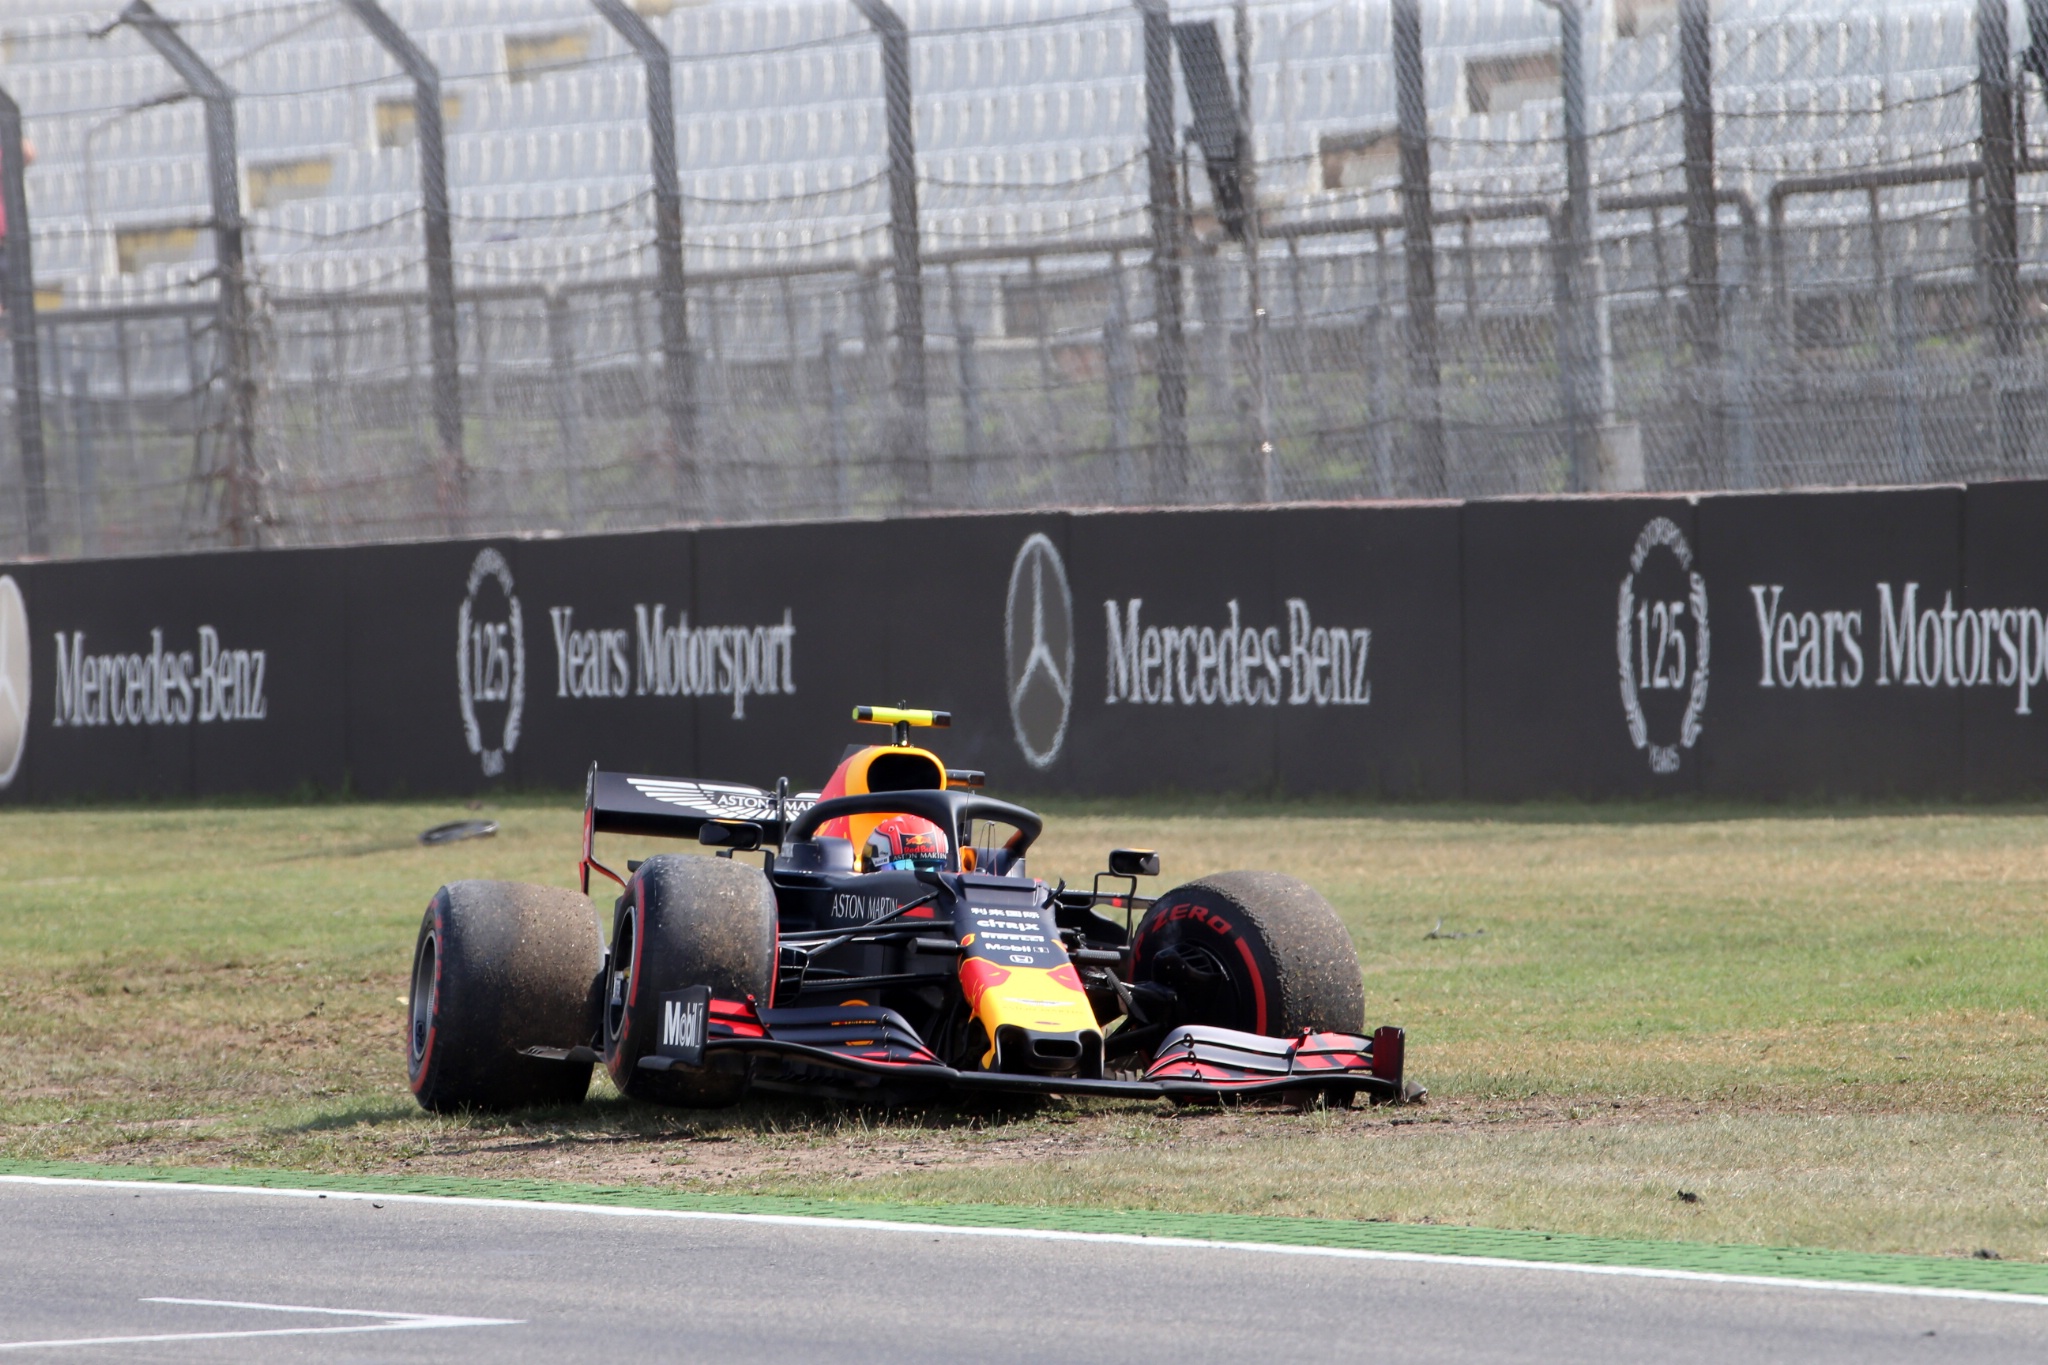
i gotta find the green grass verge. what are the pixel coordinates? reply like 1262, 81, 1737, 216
5, 1158, 2046, 1298
4, 796, 2048, 1259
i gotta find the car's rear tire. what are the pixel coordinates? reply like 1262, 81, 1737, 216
604, 854, 776, 1108
1129, 871, 1363, 1038
408, 880, 603, 1112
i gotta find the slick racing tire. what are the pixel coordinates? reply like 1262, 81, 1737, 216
604, 854, 776, 1108
408, 880, 604, 1112
1130, 871, 1364, 1038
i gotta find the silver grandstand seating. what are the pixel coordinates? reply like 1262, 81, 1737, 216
0, 0, 1996, 308
0, 0, 2032, 549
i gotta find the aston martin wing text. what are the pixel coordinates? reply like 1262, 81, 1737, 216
586, 768, 820, 843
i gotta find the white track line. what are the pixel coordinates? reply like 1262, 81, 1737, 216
0, 1295, 517, 1352
4, 1173, 2046, 1311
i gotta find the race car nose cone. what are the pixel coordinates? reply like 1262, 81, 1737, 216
994, 1024, 1101, 1077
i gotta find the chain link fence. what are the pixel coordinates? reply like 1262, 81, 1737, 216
0, 0, 2043, 558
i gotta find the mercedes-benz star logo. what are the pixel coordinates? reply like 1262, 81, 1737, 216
0, 575, 26, 790
1005, 532, 1073, 770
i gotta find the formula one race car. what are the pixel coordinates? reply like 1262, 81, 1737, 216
405, 707, 1411, 1111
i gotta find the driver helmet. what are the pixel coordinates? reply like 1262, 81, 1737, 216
864, 814, 949, 872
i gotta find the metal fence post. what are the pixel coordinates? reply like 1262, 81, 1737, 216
546, 290, 582, 529
1978, 0, 2025, 473
1555, 0, 1599, 492
341, 0, 464, 533
1893, 273, 1926, 483
113, 316, 138, 474
1680, 0, 1723, 484
1392, 0, 1445, 496
1026, 254, 1067, 459
852, 0, 927, 504
68, 361, 96, 556
945, 267, 984, 470
117, 0, 262, 547
45, 327, 67, 519
471, 300, 497, 458
401, 299, 424, 458
178, 315, 205, 537
0, 84, 46, 556
705, 283, 737, 514
823, 329, 849, 513
955, 320, 982, 470
592, 0, 698, 509
1107, 253, 1136, 502
1234, 0, 1272, 502
1192, 241, 1228, 417
1138, 0, 1188, 497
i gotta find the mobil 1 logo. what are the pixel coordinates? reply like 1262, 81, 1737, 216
656, 985, 711, 1067
1616, 517, 1709, 774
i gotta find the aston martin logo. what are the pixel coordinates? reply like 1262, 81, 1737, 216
0, 576, 26, 789
625, 777, 819, 822
1005, 532, 1072, 770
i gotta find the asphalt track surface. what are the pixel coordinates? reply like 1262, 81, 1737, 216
3, 1180, 2047, 1363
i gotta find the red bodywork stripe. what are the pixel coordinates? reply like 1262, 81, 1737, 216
709, 997, 767, 1039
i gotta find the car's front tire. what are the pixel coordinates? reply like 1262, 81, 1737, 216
407, 880, 603, 1112
1129, 871, 1364, 1038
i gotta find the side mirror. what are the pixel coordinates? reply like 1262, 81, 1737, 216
1107, 848, 1160, 878
699, 821, 763, 852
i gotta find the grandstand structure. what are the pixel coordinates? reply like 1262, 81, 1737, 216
0, 0, 2039, 555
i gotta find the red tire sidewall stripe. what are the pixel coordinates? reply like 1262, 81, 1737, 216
408, 893, 446, 1094
1231, 933, 1269, 1035
1136, 895, 1274, 1036
608, 882, 648, 1083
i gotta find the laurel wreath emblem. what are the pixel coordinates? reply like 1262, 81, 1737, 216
1616, 517, 1710, 775
457, 548, 525, 778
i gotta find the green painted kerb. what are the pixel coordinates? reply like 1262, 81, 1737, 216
3, 1159, 2043, 1297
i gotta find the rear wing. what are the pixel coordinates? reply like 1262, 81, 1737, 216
582, 765, 819, 891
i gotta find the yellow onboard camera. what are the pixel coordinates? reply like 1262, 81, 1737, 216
853, 705, 951, 746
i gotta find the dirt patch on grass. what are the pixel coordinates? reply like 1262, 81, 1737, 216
394, 1094, 1737, 1191
3, 1091, 1820, 1189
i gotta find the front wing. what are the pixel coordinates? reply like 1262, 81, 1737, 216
631, 997, 1409, 1103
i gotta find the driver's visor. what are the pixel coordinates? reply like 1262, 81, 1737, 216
882, 854, 948, 872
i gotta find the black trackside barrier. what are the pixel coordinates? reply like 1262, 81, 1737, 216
1695, 487, 1966, 799
1061, 504, 1463, 797
1463, 496, 1705, 800
26, 543, 350, 799
1960, 480, 2048, 795
7, 481, 2048, 805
